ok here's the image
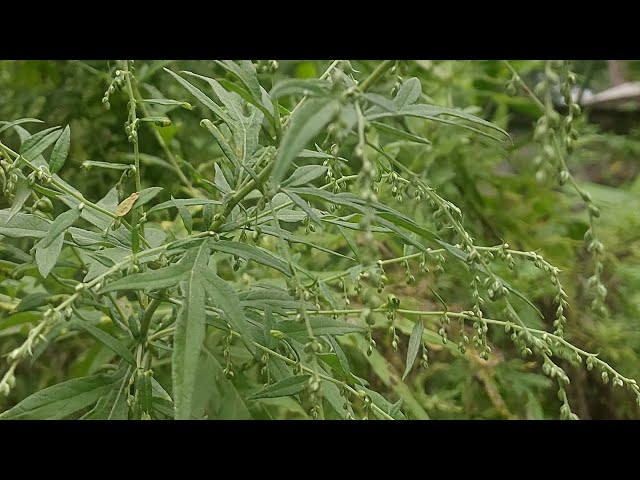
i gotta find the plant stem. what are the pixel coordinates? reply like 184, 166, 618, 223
131, 82, 197, 194
357, 60, 394, 93
0, 142, 151, 249
139, 297, 162, 341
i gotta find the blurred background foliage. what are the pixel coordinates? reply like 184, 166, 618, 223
1, 59, 639, 419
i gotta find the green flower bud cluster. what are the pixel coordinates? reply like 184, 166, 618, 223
1, 156, 18, 196
0, 367, 16, 397
102, 68, 127, 110
386, 294, 400, 351
256, 60, 279, 74
222, 323, 235, 379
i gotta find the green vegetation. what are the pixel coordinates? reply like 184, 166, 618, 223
1, 60, 639, 420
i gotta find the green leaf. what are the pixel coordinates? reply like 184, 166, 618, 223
132, 186, 163, 210
13, 293, 50, 313
171, 196, 193, 234
164, 68, 233, 125
183, 72, 264, 167
199, 267, 258, 359
318, 281, 341, 311
338, 225, 361, 262
287, 186, 439, 244
393, 77, 422, 109
80, 385, 128, 420
258, 225, 353, 260
203, 203, 214, 229
276, 316, 367, 338
213, 163, 232, 195
136, 371, 153, 414
351, 335, 428, 419
147, 198, 220, 214
20, 126, 63, 162
283, 190, 324, 227
298, 148, 348, 163
366, 104, 510, 142
139, 116, 172, 127
282, 165, 328, 187
272, 97, 340, 187
372, 121, 431, 145
82, 161, 131, 171
269, 78, 331, 100
35, 232, 64, 278
141, 98, 193, 110
70, 319, 135, 366
320, 381, 353, 419
49, 125, 70, 174
0, 370, 125, 420
248, 375, 310, 400
326, 336, 353, 381
270, 209, 307, 223
172, 242, 211, 420
239, 286, 307, 312
37, 207, 81, 249
0, 311, 40, 331
216, 77, 275, 121
59, 187, 115, 230
0, 211, 50, 238
7, 177, 31, 222
211, 240, 290, 275
192, 349, 253, 420
0, 118, 43, 136
213, 60, 265, 109
403, 320, 424, 380
99, 263, 190, 294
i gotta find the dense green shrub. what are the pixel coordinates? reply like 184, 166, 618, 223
1, 60, 638, 419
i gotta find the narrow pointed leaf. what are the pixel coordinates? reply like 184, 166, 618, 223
0, 118, 43, 135
210, 241, 290, 275
49, 125, 70, 174
0, 370, 125, 420
20, 127, 63, 162
80, 386, 128, 420
272, 97, 340, 187
141, 98, 193, 110
282, 165, 328, 187
35, 233, 64, 278
275, 316, 367, 338
283, 190, 324, 226
99, 263, 190, 294
213, 60, 263, 106
38, 207, 81, 249
7, 177, 31, 222
132, 187, 163, 210
393, 77, 422, 109
269, 78, 331, 100
199, 268, 257, 358
70, 319, 135, 366
403, 320, 424, 380
164, 68, 232, 125
248, 375, 310, 400
172, 242, 211, 420
148, 198, 220, 214
372, 121, 431, 145
0, 211, 50, 238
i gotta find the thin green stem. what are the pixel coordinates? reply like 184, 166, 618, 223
139, 297, 162, 341
503, 61, 546, 112
131, 82, 197, 194
357, 60, 395, 94
285, 60, 341, 127
0, 142, 151, 249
